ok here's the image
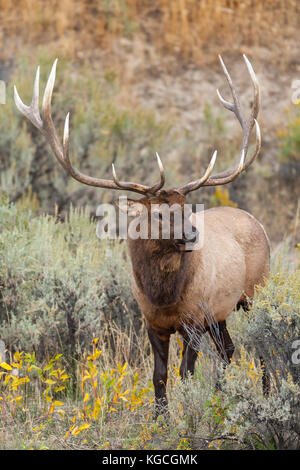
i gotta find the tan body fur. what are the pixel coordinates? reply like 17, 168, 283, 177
130, 206, 270, 335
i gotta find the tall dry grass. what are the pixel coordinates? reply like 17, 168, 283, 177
0, 1, 299, 64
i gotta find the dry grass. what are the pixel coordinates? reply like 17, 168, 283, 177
1, 1, 299, 65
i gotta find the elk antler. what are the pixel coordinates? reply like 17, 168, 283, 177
14, 59, 165, 196
179, 54, 261, 195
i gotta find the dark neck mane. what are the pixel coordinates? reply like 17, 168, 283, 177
128, 239, 188, 307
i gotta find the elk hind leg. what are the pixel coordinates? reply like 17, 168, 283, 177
208, 320, 234, 390
179, 325, 205, 380
209, 320, 235, 365
179, 341, 198, 381
260, 356, 270, 396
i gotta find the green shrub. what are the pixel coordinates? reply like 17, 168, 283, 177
0, 196, 141, 365
164, 265, 300, 450
221, 269, 300, 449
278, 105, 300, 163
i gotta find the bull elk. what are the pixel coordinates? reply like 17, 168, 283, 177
14, 55, 270, 416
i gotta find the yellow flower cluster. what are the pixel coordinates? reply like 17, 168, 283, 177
64, 338, 153, 439
0, 340, 153, 443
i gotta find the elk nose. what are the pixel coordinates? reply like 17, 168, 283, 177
183, 228, 198, 244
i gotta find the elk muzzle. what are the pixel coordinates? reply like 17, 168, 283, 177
174, 226, 199, 252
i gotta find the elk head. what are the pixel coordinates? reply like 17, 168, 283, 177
14, 55, 261, 248
115, 190, 198, 254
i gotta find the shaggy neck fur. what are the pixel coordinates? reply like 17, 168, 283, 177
128, 239, 188, 307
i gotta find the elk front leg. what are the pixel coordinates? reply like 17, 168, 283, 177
147, 327, 170, 418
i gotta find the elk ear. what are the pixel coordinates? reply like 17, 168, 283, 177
115, 198, 144, 217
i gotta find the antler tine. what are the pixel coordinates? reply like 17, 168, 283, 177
112, 152, 165, 194
243, 54, 260, 120
202, 149, 246, 187
217, 54, 245, 127
243, 118, 261, 171
42, 58, 57, 121
150, 152, 166, 192
40, 59, 68, 171
14, 66, 43, 130
203, 119, 261, 186
179, 150, 217, 195
204, 54, 260, 184
179, 55, 261, 194
14, 60, 166, 195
